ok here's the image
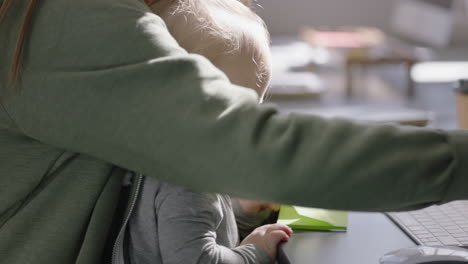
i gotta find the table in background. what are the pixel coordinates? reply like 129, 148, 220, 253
345, 57, 417, 99
283, 212, 415, 264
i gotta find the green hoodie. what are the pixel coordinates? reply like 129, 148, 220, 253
1, 0, 468, 263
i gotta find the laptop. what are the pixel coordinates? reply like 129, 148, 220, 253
388, 200, 468, 248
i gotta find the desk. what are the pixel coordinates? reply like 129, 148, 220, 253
283, 212, 415, 264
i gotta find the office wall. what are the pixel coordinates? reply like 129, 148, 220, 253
255, 0, 396, 36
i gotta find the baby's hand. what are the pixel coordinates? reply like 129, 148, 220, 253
240, 224, 293, 260
237, 199, 280, 213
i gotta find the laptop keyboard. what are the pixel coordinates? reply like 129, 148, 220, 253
388, 200, 468, 248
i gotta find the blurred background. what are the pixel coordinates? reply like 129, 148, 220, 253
254, 0, 468, 129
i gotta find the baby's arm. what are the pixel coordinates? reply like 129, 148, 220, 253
156, 188, 275, 264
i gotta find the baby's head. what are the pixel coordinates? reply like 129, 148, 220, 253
147, 0, 271, 98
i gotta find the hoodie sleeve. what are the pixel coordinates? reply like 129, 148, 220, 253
3, 0, 468, 212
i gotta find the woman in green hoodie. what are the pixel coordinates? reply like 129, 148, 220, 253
0, 0, 467, 264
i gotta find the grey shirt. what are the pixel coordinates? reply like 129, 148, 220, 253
128, 176, 273, 264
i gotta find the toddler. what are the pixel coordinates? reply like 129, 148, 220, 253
128, 1, 291, 264
145, 0, 271, 96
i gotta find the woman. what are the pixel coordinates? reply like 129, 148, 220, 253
0, 0, 467, 264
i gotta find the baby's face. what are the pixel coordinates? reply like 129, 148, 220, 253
149, 0, 272, 98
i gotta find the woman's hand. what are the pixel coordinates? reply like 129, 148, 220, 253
237, 199, 280, 213
240, 224, 293, 260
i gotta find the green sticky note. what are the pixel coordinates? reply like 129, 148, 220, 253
277, 205, 348, 231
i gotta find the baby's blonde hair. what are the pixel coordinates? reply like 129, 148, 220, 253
148, 0, 271, 96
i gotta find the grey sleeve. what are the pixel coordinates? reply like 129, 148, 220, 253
156, 190, 272, 264
232, 199, 274, 240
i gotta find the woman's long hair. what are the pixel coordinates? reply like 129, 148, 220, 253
0, 0, 38, 89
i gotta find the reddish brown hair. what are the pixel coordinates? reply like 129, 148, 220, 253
0, 0, 38, 87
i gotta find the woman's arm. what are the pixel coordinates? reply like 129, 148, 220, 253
3, 0, 468, 212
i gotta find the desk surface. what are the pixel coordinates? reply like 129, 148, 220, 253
283, 212, 415, 264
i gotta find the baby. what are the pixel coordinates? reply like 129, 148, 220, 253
145, 0, 271, 97
128, 1, 291, 263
